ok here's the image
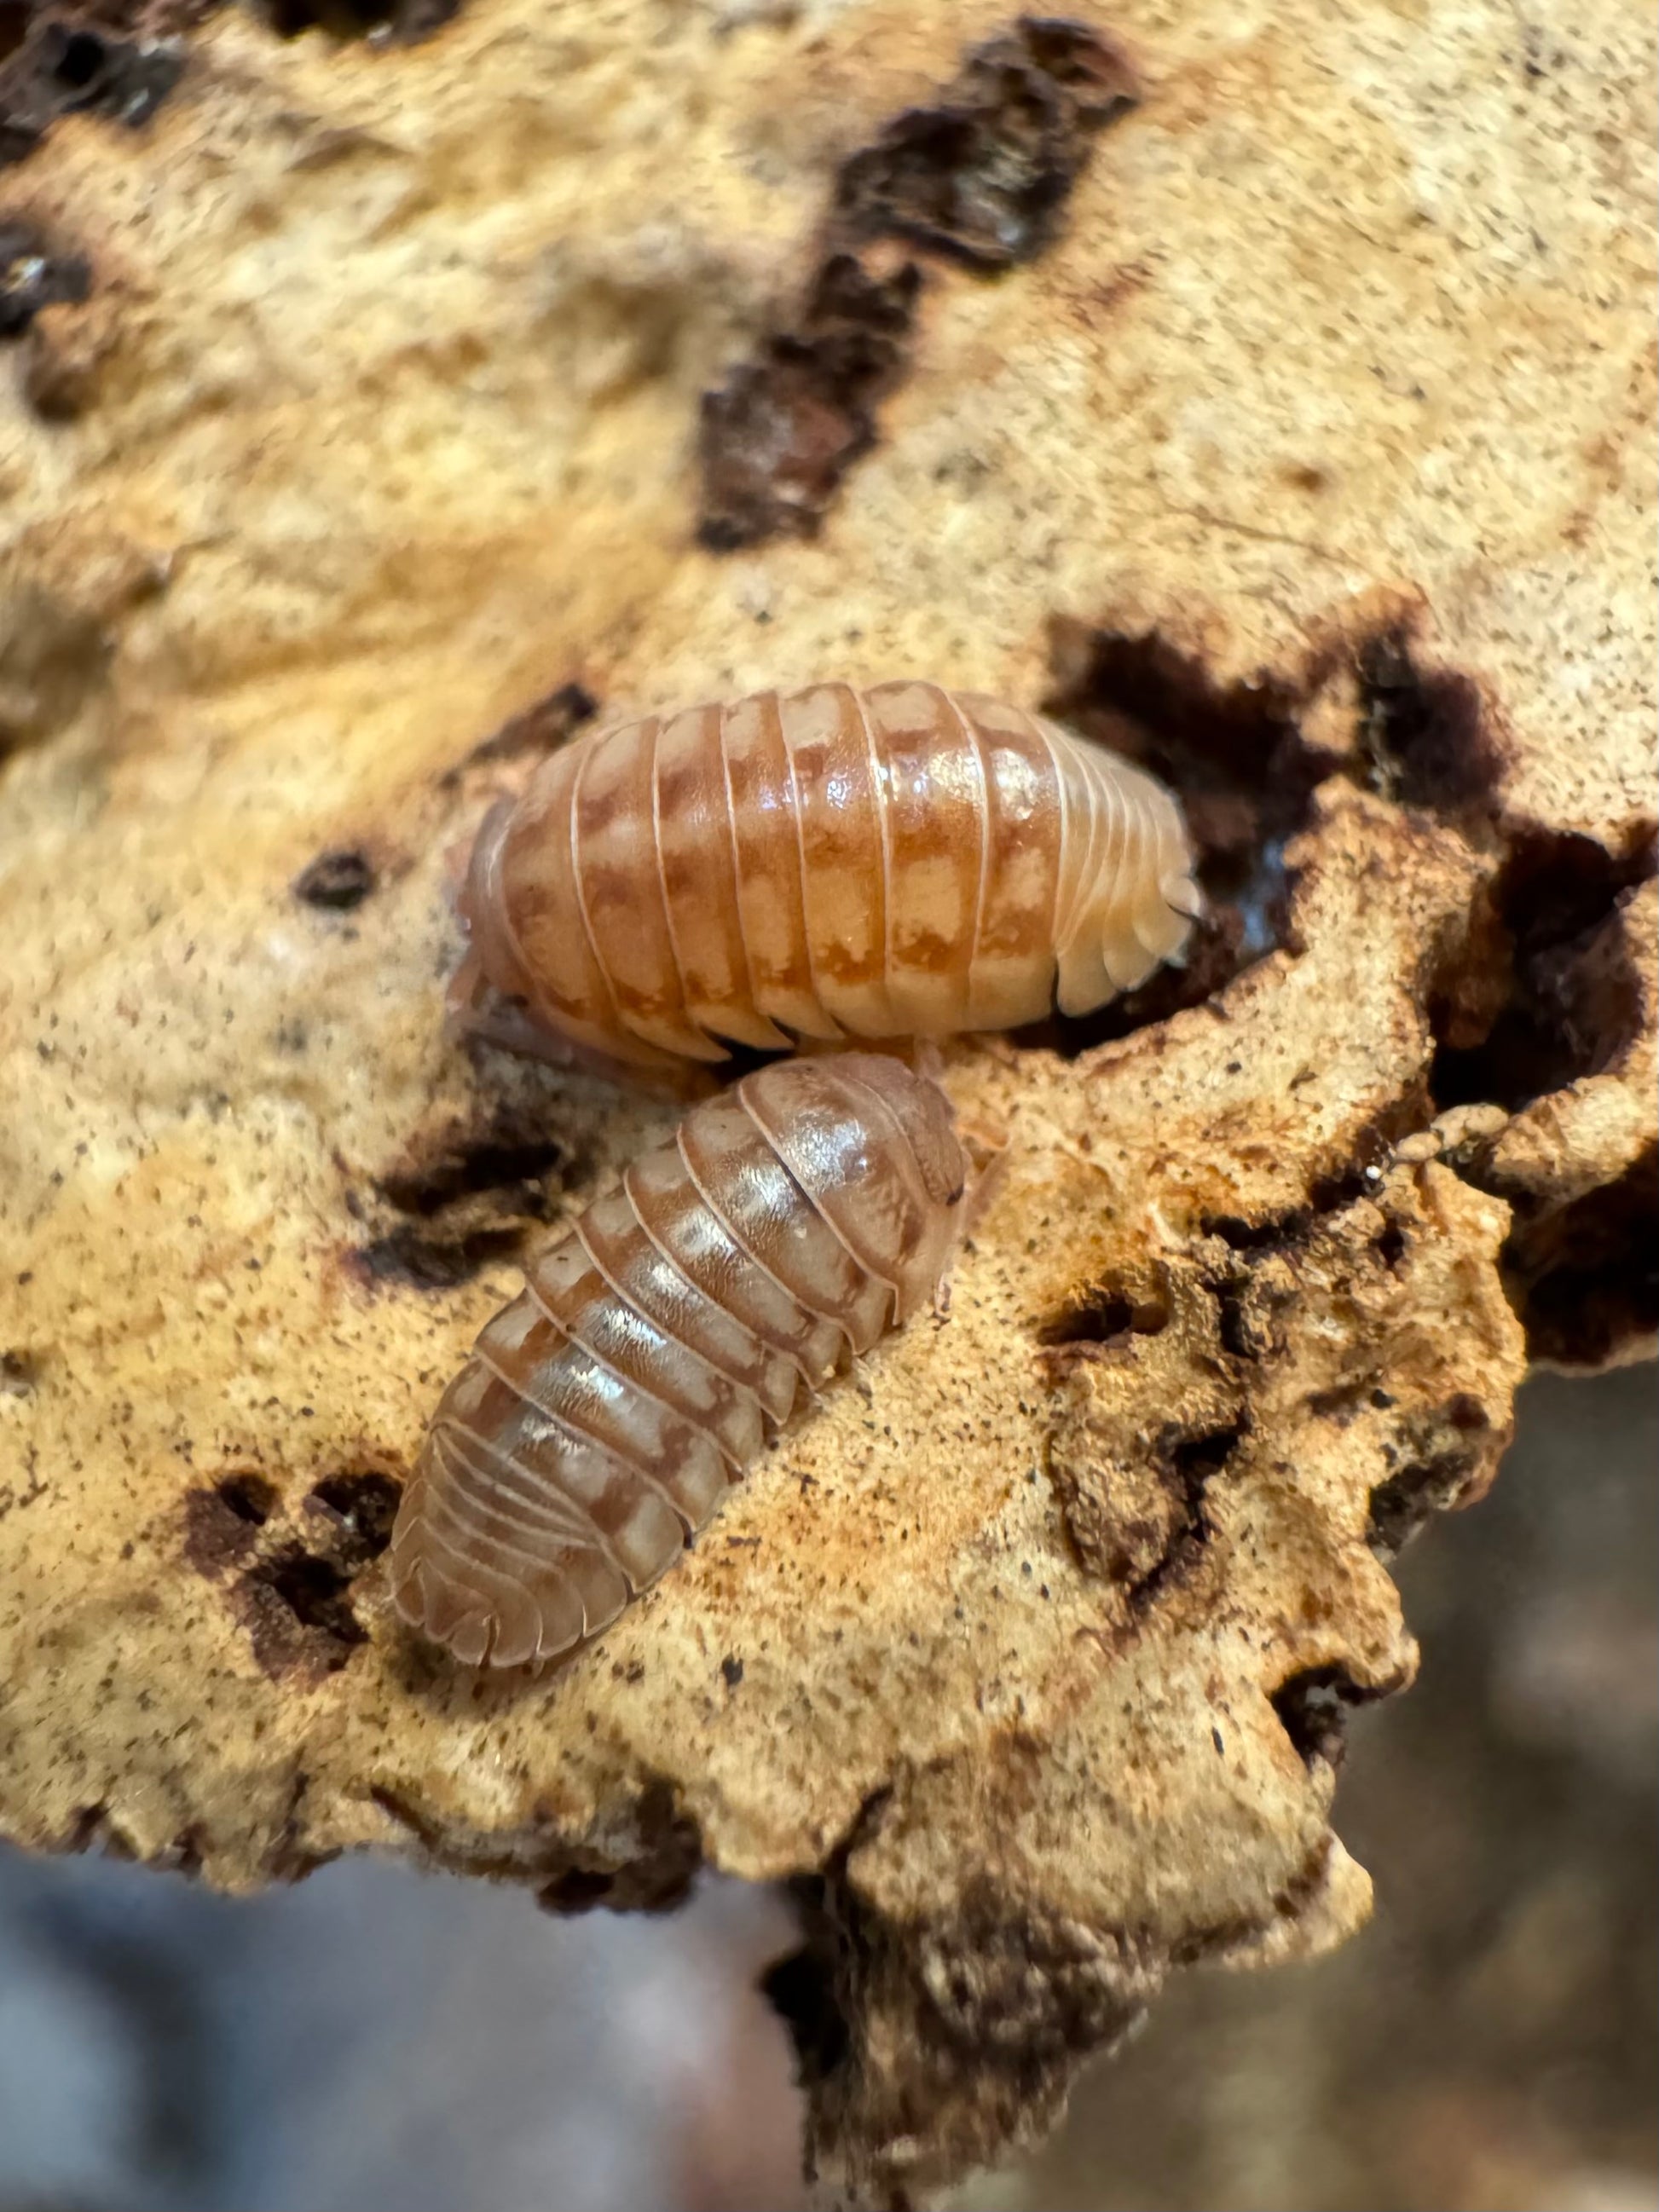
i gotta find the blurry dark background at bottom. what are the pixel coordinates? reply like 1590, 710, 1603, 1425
1, 1365, 1653, 2212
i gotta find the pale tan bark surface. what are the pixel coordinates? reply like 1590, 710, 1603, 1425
0, 2, 1651, 2201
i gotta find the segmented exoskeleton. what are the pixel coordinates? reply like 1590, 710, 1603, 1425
390, 1054, 969, 1668
454, 679, 1199, 1076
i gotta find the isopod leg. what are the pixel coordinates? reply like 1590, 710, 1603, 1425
446, 962, 711, 1099
959, 1114, 1012, 1238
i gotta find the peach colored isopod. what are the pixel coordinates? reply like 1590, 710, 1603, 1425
454, 679, 1199, 1075
390, 1053, 969, 1669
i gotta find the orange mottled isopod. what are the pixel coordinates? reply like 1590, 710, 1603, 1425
454, 679, 1199, 1075
390, 1054, 971, 1669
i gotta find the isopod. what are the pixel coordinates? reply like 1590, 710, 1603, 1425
454, 679, 1199, 1073
390, 1053, 971, 1668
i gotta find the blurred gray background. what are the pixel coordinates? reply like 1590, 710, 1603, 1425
2, 1364, 1654, 2212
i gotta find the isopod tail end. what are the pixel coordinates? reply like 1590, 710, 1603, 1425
391, 1552, 490, 1668
390, 1442, 596, 1672
1164, 865, 1206, 926
1130, 859, 1203, 963
388, 1471, 497, 1667
445, 1608, 495, 1668
1147, 782, 1205, 948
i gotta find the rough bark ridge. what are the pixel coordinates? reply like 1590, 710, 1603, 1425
0, 2, 1651, 2203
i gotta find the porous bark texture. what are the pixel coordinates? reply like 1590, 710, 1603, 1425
0, 2, 1651, 2203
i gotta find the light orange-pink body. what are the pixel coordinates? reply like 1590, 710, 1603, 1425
390, 1054, 968, 1669
458, 679, 1199, 1073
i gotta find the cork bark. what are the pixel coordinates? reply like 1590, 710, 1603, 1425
0, 2, 1651, 2202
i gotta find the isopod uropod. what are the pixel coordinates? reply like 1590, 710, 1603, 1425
390, 1053, 971, 1669
454, 679, 1199, 1074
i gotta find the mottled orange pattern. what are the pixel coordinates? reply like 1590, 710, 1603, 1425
460, 680, 1199, 1072
390, 1056, 967, 1669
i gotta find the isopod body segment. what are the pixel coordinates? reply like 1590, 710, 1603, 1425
390, 1053, 969, 1669
457, 679, 1199, 1073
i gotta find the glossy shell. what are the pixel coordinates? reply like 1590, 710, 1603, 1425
459, 679, 1199, 1071
390, 1053, 968, 1668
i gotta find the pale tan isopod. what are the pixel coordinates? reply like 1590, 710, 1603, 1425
390, 1053, 969, 1668
453, 679, 1199, 1074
